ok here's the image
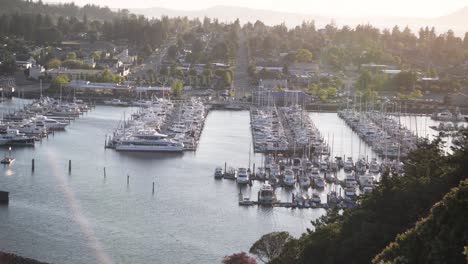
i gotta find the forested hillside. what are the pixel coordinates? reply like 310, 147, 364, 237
252, 132, 468, 264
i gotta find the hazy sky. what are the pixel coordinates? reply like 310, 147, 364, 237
46, 0, 468, 17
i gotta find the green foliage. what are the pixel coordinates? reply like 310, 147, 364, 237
66, 52, 77, 60
266, 133, 468, 264
171, 79, 184, 97
250, 232, 292, 263
373, 179, 468, 264
295, 49, 313, 63
50, 74, 69, 89
86, 69, 121, 83
45, 58, 62, 69
61, 60, 93, 69
0, 54, 17, 74
223, 252, 257, 264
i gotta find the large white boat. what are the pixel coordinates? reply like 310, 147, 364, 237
236, 168, 250, 184
0, 129, 35, 146
34, 116, 68, 130
115, 132, 184, 152
258, 183, 276, 204
283, 169, 296, 187
344, 157, 354, 171
104, 99, 129, 106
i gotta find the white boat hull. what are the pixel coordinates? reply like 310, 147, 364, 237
115, 145, 184, 152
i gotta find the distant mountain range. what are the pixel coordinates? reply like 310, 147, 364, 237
129, 5, 468, 36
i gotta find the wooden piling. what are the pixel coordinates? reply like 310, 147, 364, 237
0, 191, 9, 204
103, 167, 106, 177
68, 160, 71, 173
31, 159, 35, 172
224, 162, 227, 176
127, 174, 129, 185
152, 182, 155, 194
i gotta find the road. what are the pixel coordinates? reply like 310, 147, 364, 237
233, 31, 249, 98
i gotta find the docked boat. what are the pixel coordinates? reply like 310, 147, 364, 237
299, 175, 311, 189
104, 99, 129, 106
358, 174, 374, 188
34, 116, 68, 131
115, 132, 184, 152
344, 173, 358, 188
369, 158, 380, 174
214, 167, 223, 179
344, 186, 357, 197
319, 160, 328, 171
344, 157, 354, 171
258, 183, 276, 205
327, 191, 339, 205
236, 168, 250, 184
313, 177, 325, 189
0, 129, 35, 146
224, 167, 236, 179
283, 169, 295, 187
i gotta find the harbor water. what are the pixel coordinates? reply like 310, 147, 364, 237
0, 99, 457, 263
0, 101, 322, 264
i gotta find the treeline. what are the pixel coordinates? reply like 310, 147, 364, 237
246, 132, 468, 263
245, 21, 468, 70
373, 178, 468, 264
0, 0, 117, 21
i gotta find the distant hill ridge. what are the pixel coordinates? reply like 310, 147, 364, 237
130, 5, 468, 35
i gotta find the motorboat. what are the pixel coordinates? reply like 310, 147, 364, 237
104, 99, 129, 106
327, 191, 339, 205
314, 177, 325, 189
283, 169, 295, 187
1, 147, 14, 164
299, 175, 311, 189
344, 186, 357, 197
236, 168, 250, 184
0, 129, 35, 146
258, 183, 276, 204
344, 173, 358, 188
319, 160, 328, 171
358, 174, 374, 188
224, 167, 236, 180
214, 167, 223, 179
115, 132, 184, 152
344, 157, 354, 171
369, 158, 380, 174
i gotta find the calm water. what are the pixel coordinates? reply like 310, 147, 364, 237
0, 100, 446, 263
0, 101, 324, 264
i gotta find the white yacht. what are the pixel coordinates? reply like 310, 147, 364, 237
236, 168, 250, 184
299, 175, 311, 189
0, 129, 35, 146
314, 177, 325, 189
283, 169, 295, 187
319, 160, 328, 171
369, 158, 380, 174
258, 183, 276, 204
104, 99, 129, 106
115, 132, 184, 152
34, 116, 68, 131
344, 157, 354, 171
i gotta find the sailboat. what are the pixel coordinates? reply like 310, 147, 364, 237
1, 147, 15, 164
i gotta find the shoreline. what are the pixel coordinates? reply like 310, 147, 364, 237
0, 251, 47, 264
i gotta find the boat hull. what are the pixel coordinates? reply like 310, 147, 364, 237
115, 145, 184, 152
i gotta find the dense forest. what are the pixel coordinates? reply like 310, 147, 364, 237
0, 0, 117, 21
246, 132, 468, 264
245, 21, 468, 71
